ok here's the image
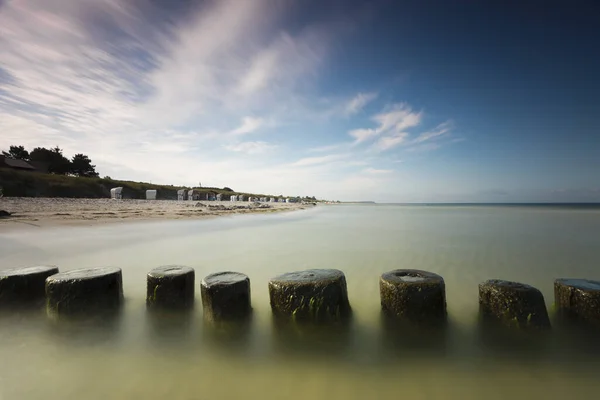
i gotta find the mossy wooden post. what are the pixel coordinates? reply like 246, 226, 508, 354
201, 272, 251, 321
268, 269, 351, 323
0, 266, 59, 307
379, 269, 446, 324
46, 267, 123, 315
146, 266, 195, 310
554, 279, 600, 326
479, 279, 550, 329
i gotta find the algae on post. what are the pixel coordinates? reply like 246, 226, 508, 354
379, 269, 446, 325
201, 271, 251, 322
479, 279, 550, 330
268, 269, 351, 323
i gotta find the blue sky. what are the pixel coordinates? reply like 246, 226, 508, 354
1, 0, 598, 202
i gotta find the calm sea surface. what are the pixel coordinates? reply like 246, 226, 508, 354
1, 204, 600, 399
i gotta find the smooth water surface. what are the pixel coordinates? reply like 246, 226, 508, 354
1, 205, 600, 399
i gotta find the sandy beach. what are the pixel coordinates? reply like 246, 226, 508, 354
0, 197, 313, 230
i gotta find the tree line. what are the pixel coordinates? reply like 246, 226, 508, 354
2, 145, 99, 177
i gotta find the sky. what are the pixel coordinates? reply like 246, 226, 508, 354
1, 0, 599, 202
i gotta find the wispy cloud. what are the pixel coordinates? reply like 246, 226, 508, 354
308, 143, 350, 153
344, 103, 457, 153
363, 167, 393, 174
413, 121, 452, 143
347, 103, 422, 149
290, 153, 350, 167
372, 103, 423, 134
344, 92, 378, 115
348, 128, 377, 144
224, 141, 277, 155
372, 132, 410, 151
229, 117, 264, 135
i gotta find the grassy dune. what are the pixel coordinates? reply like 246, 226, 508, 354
0, 168, 272, 199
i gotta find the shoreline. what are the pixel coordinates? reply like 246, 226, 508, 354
0, 197, 313, 231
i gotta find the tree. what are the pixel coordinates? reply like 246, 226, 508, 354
29, 146, 71, 174
223, 187, 234, 192
2, 145, 30, 160
70, 153, 98, 177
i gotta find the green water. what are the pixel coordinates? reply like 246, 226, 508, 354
1, 204, 600, 399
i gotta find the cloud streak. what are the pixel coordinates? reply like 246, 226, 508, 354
344, 92, 378, 115
224, 141, 277, 155
344, 103, 455, 153
230, 117, 264, 135
290, 153, 350, 167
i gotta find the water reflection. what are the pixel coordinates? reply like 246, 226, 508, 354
270, 314, 354, 360
201, 314, 254, 355
378, 311, 450, 361
45, 307, 124, 347
550, 314, 600, 361
145, 306, 198, 347
0, 305, 48, 331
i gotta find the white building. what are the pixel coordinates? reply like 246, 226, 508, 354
188, 190, 201, 201
177, 189, 188, 201
146, 190, 157, 200
110, 187, 123, 200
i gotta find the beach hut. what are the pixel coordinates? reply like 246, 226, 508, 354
177, 189, 188, 201
269, 197, 275, 202
230, 195, 237, 202
146, 190, 157, 200
188, 190, 201, 201
110, 187, 123, 200
216, 193, 223, 201
207, 192, 217, 201
238, 195, 245, 202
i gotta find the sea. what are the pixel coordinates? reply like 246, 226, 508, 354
1, 203, 600, 399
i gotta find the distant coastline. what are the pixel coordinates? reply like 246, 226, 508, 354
338, 202, 600, 208
374, 202, 600, 210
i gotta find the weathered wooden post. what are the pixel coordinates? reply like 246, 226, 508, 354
268, 269, 351, 322
146, 266, 195, 309
554, 278, 600, 326
201, 272, 251, 321
479, 279, 550, 329
0, 266, 59, 307
379, 269, 446, 324
46, 267, 123, 315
